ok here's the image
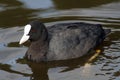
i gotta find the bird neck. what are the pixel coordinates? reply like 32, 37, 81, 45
25, 38, 49, 62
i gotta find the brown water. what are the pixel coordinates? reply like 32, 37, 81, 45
0, 0, 120, 80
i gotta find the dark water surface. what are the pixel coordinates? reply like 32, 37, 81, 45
0, 0, 120, 80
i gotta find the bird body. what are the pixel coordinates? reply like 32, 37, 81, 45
19, 20, 110, 62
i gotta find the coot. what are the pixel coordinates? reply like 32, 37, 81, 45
19, 20, 110, 62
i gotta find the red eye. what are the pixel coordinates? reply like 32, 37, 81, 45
31, 29, 36, 32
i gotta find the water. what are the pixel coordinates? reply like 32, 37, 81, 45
0, 0, 120, 80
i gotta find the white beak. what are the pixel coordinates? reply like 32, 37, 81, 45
19, 24, 31, 44
19, 35, 30, 44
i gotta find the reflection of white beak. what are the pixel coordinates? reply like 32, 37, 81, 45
19, 24, 31, 44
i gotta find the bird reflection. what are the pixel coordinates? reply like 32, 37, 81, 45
27, 62, 49, 80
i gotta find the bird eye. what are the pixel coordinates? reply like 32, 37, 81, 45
31, 29, 36, 33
